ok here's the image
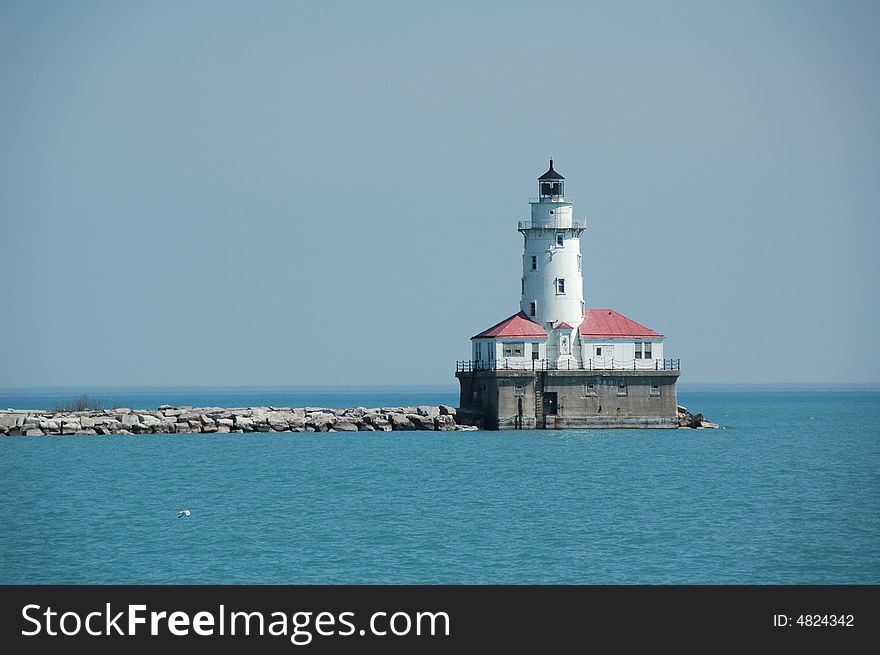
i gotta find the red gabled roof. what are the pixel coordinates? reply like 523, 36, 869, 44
556, 322, 574, 329
580, 309, 663, 339
472, 312, 548, 339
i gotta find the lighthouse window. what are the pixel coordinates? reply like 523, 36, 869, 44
529, 301, 536, 317
521, 278, 525, 294
651, 382, 661, 396
556, 278, 565, 294
595, 347, 602, 356
635, 342, 643, 359
556, 233, 564, 247
532, 345, 540, 360
541, 182, 552, 196
503, 342, 524, 358
531, 256, 537, 270
577, 254, 582, 271
644, 342, 652, 358
617, 381, 627, 396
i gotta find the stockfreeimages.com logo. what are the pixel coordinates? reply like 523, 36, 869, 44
22, 604, 451, 645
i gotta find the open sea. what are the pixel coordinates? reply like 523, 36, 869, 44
1, 385, 878, 584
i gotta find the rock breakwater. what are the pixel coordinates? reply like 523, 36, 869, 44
677, 405, 719, 429
0, 404, 474, 436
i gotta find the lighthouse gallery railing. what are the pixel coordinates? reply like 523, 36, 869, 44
517, 218, 586, 230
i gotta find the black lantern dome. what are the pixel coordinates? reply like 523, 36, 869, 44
538, 159, 564, 198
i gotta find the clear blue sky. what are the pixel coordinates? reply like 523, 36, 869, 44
2, 0, 879, 387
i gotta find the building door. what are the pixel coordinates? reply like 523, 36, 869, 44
543, 392, 558, 416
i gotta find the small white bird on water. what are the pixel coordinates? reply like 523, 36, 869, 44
178, 509, 191, 518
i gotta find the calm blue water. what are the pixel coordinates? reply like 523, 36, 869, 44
0, 385, 460, 412
1, 389, 878, 584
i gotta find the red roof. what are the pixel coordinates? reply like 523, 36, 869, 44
580, 309, 663, 339
472, 312, 548, 339
556, 322, 574, 329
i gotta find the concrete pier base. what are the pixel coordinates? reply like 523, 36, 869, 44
456, 369, 680, 430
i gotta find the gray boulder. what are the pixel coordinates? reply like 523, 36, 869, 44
435, 415, 456, 431
234, 416, 255, 431
408, 414, 435, 430
267, 413, 290, 431
307, 412, 337, 432
140, 414, 163, 429
62, 418, 83, 434
370, 418, 392, 432
389, 414, 415, 430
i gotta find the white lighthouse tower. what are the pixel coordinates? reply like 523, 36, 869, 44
519, 160, 585, 367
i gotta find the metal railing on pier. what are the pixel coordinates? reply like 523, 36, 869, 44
455, 358, 681, 373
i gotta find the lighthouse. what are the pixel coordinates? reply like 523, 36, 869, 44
519, 160, 585, 368
456, 160, 681, 430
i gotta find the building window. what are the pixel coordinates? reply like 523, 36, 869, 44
617, 381, 627, 396
556, 233, 564, 247
474, 343, 481, 361
531, 256, 537, 271
650, 382, 661, 396
521, 278, 524, 294
585, 381, 597, 396
529, 301, 536, 317
581, 300, 585, 314
635, 342, 643, 359
577, 254, 582, 272
532, 345, 540, 360
556, 278, 565, 294
503, 342, 524, 358
644, 342, 652, 359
